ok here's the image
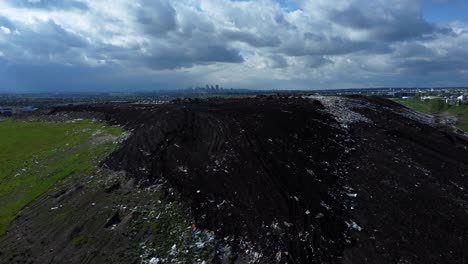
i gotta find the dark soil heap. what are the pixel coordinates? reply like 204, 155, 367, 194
1, 96, 467, 264
63, 97, 354, 263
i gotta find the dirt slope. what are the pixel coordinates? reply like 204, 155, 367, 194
1, 96, 467, 264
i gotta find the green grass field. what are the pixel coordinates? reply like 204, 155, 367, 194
394, 98, 468, 132
0, 119, 123, 234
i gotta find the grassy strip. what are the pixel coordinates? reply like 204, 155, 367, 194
0, 119, 122, 234
394, 98, 468, 132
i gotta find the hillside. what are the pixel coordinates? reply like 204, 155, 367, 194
0, 120, 123, 235
0, 96, 467, 264
394, 98, 468, 132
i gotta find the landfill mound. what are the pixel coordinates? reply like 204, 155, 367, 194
1, 95, 467, 264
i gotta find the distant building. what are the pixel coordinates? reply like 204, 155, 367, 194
20, 106, 38, 113
445, 96, 457, 105
457, 94, 466, 102
387, 92, 416, 98
0, 107, 13, 117
420, 96, 442, 100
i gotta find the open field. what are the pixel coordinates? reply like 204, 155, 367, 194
394, 98, 468, 131
0, 119, 122, 234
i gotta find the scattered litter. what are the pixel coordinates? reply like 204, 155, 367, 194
275, 251, 282, 262
320, 201, 331, 210
177, 166, 188, 173
307, 96, 372, 126
346, 221, 363, 232
170, 244, 177, 255
195, 241, 205, 249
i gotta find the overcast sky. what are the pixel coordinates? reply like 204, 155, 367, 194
0, 0, 467, 92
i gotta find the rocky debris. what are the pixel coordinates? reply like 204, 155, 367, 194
308, 95, 372, 126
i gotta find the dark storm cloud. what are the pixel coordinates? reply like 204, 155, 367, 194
398, 57, 468, 74
304, 55, 331, 68
281, 33, 372, 56
0, 63, 105, 90
137, 0, 178, 35
267, 55, 288, 68
332, 6, 435, 41
223, 29, 281, 47
8, 0, 88, 10
393, 43, 435, 58
119, 1, 245, 70
0, 63, 136, 93
0, 19, 86, 63
0, 62, 200, 92
141, 44, 243, 70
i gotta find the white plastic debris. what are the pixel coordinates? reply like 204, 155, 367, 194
195, 241, 205, 249
315, 213, 324, 219
149, 257, 159, 264
320, 201, 331, 210
347, 221, 363, 232
306, 96, 372, 125
351, 222, 363, 231
275, 251, 282, 262
170, 244, 177, 255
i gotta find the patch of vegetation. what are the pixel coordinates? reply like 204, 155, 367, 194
394, 98, 468, 132
52, 211, 67, 223
0, 119, 123, 235
72, 235, 91, 247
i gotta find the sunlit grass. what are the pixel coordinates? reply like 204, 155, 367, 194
0, 120, 122, 234
394, 98, 468, 132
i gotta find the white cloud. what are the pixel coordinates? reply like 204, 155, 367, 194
0, 0, 467, 91
0, 26, 11, 34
